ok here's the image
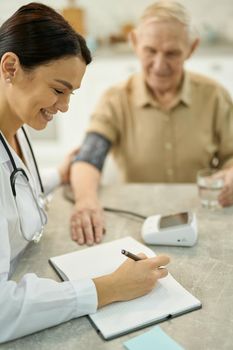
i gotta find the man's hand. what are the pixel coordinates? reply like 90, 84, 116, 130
215, 167, 233, 206
70, 161, 103, 245
70, 197, 106, 245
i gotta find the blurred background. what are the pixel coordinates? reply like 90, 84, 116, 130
1, 0, 233, 175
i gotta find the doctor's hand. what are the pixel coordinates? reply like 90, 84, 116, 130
70, 196, 106, 245
214, 167, 233, 207
93, 254, 170, 308
58, 147, 80, 185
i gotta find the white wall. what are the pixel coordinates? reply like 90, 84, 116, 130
1, 0, 232, 177
0, 0, 233, 42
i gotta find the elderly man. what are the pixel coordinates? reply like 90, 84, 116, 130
70, 1, 233, 245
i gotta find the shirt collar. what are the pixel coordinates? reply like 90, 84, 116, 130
0, 129, 25, 165
133, 70, 192, 109
180, 71, 192, 106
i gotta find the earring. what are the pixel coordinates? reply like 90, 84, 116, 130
5, 77, 11, 83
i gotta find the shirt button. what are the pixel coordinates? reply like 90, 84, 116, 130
165, 142, 172, 150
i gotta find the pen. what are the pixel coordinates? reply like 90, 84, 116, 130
121, 249, 166, 269
121, 249, 141, 261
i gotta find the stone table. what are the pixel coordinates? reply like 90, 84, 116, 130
4, 184, 233, 350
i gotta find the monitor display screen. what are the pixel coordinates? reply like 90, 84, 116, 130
159, 212, 189, 229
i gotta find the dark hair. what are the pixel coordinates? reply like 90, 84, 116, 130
0, 2, 92, 69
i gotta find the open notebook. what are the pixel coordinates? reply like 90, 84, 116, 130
49, 237, 201, 340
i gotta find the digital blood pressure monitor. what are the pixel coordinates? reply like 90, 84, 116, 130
141, 212, 198, 246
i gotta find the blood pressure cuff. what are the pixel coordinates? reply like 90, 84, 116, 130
73, 132, 112, 171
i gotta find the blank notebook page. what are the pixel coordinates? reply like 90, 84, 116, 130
50, 236, 201, 339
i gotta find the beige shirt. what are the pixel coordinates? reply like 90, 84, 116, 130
87, 71, 233, 183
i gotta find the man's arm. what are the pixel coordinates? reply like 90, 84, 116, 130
70, 133, 112, 245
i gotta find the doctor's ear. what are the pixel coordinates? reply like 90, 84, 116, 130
1, 52, 21, 83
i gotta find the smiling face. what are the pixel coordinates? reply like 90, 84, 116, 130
2, 55, 86, 131
132, 20, 197, 95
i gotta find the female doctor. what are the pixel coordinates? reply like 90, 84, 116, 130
0, 2, 170, 343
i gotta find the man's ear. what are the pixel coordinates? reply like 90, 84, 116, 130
128, 29, 139, 53
187, 38, 200, 59
0, 52, 21, 82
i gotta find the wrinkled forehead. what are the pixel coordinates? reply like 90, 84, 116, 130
137, 18, 190, 45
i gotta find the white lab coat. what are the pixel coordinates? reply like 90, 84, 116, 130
0, 128, 97, 343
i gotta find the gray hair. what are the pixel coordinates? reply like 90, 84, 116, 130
138, 1, 198, 42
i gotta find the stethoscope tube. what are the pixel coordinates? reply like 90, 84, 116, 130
0, 126, 44, 195
21, 126, 44, 194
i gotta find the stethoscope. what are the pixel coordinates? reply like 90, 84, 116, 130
0, 127, 47, 243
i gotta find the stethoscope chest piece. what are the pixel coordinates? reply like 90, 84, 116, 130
32, 229, 44, 243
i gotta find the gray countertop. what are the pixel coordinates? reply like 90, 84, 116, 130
3, 184, 233, 350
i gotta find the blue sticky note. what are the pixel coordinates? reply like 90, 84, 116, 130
123, 326, 184, 350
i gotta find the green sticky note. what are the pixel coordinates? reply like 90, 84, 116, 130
124, 326, 184, 350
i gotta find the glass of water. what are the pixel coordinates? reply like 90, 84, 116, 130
197, 168, 224, 209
